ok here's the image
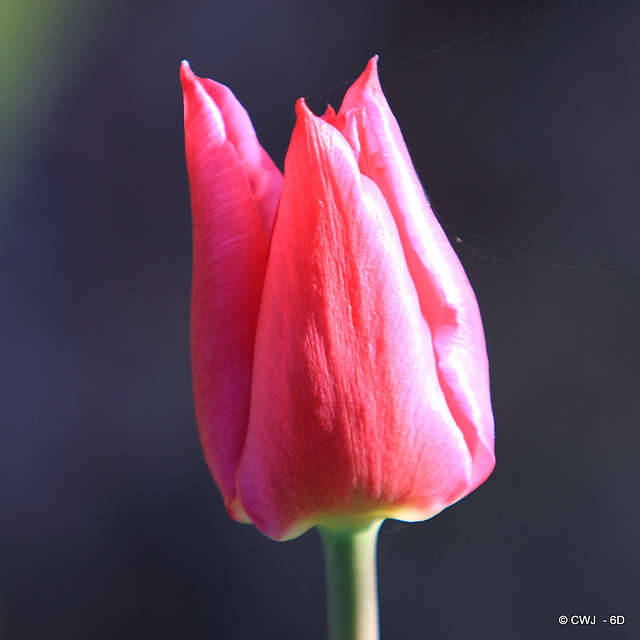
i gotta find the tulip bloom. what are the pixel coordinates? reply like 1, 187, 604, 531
180, 58, 494, 542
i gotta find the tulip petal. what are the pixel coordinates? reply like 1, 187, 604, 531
181, 61, 271, 521
189, 66, 283, 244
238, 101, 474, 540
335, 58, 495, 491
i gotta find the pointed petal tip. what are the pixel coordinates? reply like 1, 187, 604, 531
295, 97, 313, 118
322, 103, 337, 123
340, 56, 382, 107
180, 59, 196, 89
363, 55, 381, 88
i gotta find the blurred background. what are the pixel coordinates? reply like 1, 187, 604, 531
1, 0, 639, 638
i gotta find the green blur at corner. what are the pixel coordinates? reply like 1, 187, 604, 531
0, 0, 118, 222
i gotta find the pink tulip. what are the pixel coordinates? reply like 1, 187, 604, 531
181, 58, 494, 542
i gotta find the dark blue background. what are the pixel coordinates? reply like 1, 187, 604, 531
1, 0, 639, 638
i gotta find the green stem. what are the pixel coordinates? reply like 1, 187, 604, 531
318, 519, 383, 640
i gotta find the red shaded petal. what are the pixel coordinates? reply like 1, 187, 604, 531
237, 101, 473, 540
336, 58, 495, 492
192, 67, 283, 245
181, 61, 270, 521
